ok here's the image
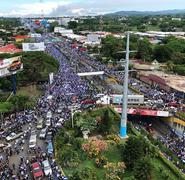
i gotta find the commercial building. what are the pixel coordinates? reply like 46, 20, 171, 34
0, 44, 22, 54
15, 35, 30, 42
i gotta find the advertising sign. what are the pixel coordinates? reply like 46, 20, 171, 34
30, 33, 42, 38
114, 107, 170, 117
0, 56, 23, 78
49, 73, 54, 85
22, 42, 45, 52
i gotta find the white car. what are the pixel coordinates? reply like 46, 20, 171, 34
56, 118, 64, 127
6, 132, 23, 142
39, 128, 47, 139
37, 118, 44, 129
42, 159, 52, 176
57, 107, 63, 113
46, 119, 51, 127
46, 111, 52, 119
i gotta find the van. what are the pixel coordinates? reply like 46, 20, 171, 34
29, 134, 37, 148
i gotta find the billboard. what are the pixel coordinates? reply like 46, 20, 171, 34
0, 56, 23, 78
49, 73, 54, 85
114, 107, 170, 117
22, 42, 45, 52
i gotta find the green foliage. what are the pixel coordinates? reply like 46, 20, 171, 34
0, 102, 13, 113
122, 135, 154, 170
136, 39, 153, 61
0, 52, 59, 91
153, 45, 173, 62
70, 167, 98, 180
9, 95, 31, 111
134, 157, 152, 180
101, 35, 125, 63
68, 21, 78, 29
99, 109, 112, 134
75, 116, 97, 133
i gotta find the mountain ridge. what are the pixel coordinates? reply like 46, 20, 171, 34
105, 9, 185, 16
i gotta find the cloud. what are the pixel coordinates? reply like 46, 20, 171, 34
1, 1, 71, 17
2, 0, 185, 17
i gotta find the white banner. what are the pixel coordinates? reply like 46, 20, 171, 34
0, 56, 23, 78
49, 73, 54, 85
22, 42, 45, 52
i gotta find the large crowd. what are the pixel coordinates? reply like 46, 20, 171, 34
158, 128, 185, 173
0, 22, 184, 178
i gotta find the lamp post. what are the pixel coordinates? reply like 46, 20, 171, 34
120, 32, 130, 138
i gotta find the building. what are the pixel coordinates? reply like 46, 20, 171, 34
85, 34, 101, 45
15, 35, 30, 42
138, 70, 185, 95
58, 17, 78, 26
0, 44, 22, 54
54, 27, 73, 35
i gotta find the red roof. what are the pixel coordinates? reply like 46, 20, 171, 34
0, 44, 22, 53
15, 35, 29, 39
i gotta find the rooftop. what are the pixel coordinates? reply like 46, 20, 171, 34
0, 44, 22, 54
141, 71, 185, 93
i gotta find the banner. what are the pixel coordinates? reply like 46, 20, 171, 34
49, 73, 54, 85
22, 42, 45, 52
114, 107, 170, 117
0, 56, 23, 78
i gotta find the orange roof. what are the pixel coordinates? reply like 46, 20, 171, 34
15, 35, 30, 39
0, 44, 22, 53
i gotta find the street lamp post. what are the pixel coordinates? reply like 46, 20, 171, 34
120, 32, 130, 138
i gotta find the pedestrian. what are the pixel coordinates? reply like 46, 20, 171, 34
12, 163, 15, 171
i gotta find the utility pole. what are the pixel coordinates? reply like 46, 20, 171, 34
120, 32, 130, 138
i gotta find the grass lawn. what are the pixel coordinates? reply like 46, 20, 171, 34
17, 84, 42, 98
151, 157, 179, 180
56, 107, 184, 180
64, 160, 105, 180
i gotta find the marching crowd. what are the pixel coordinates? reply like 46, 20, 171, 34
0, 25, 185, 178
158, 128, 185, 172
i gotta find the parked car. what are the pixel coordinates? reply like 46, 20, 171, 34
29, 134, 37, 148
42, 159, 52, 176
39, 128, 47, 139
47, 141, 54, 154
46, 111, 52, 119
31, 162, 44, 179
45, 119, 51, 127
6, 132, 23, 142
57, 107, 63, 113
37, 118, 44, 129
46, 131, 52, 142
56, 118, 64, 127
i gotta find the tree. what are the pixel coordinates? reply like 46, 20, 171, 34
153, 45, 173, 62
104, 162, 126, 180
122, 134, 155, 170
136, 39, 153, 61
134, 157, 152, 180
9, 95, 29, 111
101, 35, 125, 62
103, 109, 112, 134
82, 137, 108, 157
70, 168, 98, 180
68, 21, 78, 29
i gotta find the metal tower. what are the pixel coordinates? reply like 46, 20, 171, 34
120, 32, 130, 138
99, 16, 104, 31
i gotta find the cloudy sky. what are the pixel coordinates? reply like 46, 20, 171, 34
1, 0, 185, 17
